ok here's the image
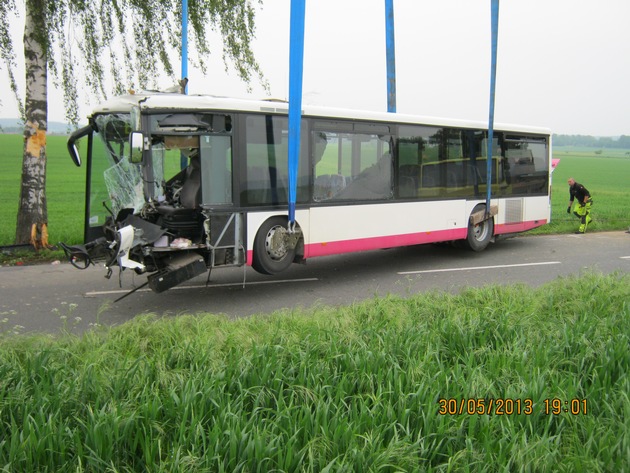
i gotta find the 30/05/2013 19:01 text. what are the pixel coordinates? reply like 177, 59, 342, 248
437, 398, 588, 416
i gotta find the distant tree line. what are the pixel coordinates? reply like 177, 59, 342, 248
0, 120, 78, 135
553, 134, 630, 149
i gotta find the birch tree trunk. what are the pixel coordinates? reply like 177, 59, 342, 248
15, 0, 49, 248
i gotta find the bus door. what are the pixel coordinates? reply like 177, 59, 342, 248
67, 114, 135, 244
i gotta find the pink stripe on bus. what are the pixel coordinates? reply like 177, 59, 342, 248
246, 220, 545, 266
304, 228, 467, 258
246, 227, 466, 265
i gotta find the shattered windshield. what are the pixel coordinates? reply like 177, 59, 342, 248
92, 114, 144, 220
94, 114, 132, 165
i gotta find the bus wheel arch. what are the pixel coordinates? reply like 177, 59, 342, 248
252, 216, 301, 275
464, 204, 494, 252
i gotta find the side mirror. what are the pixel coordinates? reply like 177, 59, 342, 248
69, 143, 82, 167
67, 124, 93, 167
129, 132, 144, 163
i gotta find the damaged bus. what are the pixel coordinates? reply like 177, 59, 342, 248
63, 92, 551, 293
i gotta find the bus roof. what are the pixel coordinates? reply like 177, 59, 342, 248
92, 92, 551, 135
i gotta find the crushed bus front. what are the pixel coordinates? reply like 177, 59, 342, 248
61, 94, 249, 293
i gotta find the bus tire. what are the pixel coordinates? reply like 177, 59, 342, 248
465, 205, 494, 252
252, 216, 297, 275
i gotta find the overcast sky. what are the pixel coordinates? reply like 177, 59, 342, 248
1, 0, 629, 136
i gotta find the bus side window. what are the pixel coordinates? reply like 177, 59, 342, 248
396, 139, 421, 198
200, 135, 232, 205
398, 164, 419, 198
313, 122, 395, 201
243, 114, 308, 205
332, 135, 393, 201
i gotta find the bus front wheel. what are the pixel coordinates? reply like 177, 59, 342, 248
465, 205, 494, 252
252, 216, 297, 275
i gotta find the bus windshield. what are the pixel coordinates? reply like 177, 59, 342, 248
91, 113, 144, 222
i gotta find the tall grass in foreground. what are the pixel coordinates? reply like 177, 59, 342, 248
1, 272, 628, 472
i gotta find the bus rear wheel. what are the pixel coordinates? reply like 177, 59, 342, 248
464, 205, 494, 252
252, 216, 297, 275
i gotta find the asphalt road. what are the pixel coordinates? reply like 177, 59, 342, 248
1, 231, 629, 335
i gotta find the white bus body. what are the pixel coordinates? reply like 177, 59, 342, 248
63, 92, 551, 293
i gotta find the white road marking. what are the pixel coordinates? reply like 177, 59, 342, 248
85, 277, 319, 297
620, 256, 630, 260
398, 261, 561, 275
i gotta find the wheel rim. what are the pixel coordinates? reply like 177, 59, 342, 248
264, 225, 288, 261
472, 221, 489, 242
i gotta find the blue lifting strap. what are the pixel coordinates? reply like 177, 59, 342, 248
486, 0, 500, 213
287, 0, 306, 231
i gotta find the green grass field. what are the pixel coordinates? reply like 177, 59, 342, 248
539, 147, 630, 234
1, 272, 628, 471
0, 134, 85, 246
1, 135, 628, 247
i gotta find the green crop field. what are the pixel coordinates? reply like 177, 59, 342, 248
0, 134, 86, 246
540, 146, 629, 234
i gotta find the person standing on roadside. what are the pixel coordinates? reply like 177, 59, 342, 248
567, 177, 593, 233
